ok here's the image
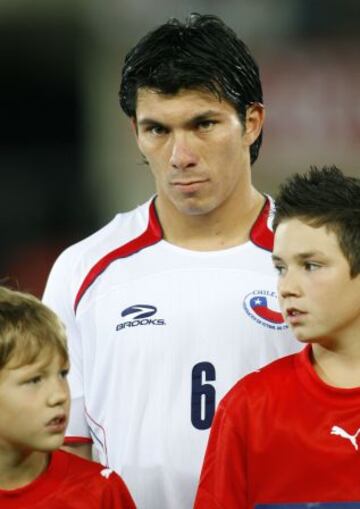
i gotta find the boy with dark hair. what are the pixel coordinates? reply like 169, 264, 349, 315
43, 13, 299, 508
0, 286, 135, 508
195, 166, 360, 507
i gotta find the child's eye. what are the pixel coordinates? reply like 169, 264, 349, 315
273, 264, 286, 275
26, 376, 42, 385
304, 262, 320, 271
60, 368, 69, 379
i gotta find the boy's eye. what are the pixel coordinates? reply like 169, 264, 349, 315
60, 368, 69, 379
26, 376, 42, 385
304, 261, 320, 271
273, 264, 286, 275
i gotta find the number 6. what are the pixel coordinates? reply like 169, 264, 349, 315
191, 362, 216, 430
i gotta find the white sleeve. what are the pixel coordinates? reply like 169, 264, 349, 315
43, 248, 92, 442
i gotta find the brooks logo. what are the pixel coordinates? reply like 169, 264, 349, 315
121, 304, 157, 319
116, 304, 166, 331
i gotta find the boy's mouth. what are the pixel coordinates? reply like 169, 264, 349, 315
46, 414, 67, 430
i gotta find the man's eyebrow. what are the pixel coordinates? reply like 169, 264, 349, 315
189, 110, 222, 122
137, 110, 222, 127
137, 118, 165, 127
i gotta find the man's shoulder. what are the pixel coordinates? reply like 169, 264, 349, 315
46, 199, 154, 279
62, 199, 154, 260
42, 198, 157, 309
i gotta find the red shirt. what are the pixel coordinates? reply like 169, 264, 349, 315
195, 345, 360, 508
0, 450, 136, 508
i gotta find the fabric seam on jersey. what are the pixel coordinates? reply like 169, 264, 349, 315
85, 408, 110, 467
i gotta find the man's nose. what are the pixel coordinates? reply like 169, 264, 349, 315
169, 134, 198, 170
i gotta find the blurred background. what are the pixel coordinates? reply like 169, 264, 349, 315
1, 0, 359, 297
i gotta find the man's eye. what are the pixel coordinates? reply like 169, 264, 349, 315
148, 125, 167, 136
197, 120, 216, 131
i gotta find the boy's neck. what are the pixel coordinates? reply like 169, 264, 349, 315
0, 449, 49, 490
311, 341, 360, 389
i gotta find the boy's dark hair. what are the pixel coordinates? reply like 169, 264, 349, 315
273, 165, 360, 277
0, 286, 68, 369
119, 13, 263, 165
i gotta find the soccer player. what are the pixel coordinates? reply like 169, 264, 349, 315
42, 14, 299, 508
194, 166, 360, 508
0, 286, 135, 508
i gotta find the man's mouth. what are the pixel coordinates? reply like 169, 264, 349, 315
171, 179, 209, 192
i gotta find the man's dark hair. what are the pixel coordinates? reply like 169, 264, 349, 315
119, 13, 263, 165
273, 165, 360, 277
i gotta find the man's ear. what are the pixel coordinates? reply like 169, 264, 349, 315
243, 103, 265, 146
130, 117, 138, 137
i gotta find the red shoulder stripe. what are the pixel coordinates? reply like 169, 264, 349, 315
249, 197, 274, 252
74, 200, 162, 313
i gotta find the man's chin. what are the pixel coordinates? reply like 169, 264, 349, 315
172, 197, 216, 217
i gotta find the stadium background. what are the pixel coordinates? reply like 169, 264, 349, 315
1, 0, 359, 297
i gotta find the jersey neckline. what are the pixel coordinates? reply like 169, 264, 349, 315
296, 344, 360, 405
0, 450, 68, 503
152, 194, 274, 255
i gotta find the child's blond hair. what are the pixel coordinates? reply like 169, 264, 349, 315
0, 286, 68, 369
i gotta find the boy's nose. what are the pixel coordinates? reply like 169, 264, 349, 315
278, 271, 301, 299
48, 380, 69, 406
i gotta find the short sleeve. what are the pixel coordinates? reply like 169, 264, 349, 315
194, 383, 249, 509
43, 249, 91, 442
100, 470, 137, 509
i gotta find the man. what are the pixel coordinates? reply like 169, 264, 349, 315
194, 166, 360, 508
43, 14, 298, 508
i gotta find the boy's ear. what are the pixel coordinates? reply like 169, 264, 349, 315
243, 103, 265, 146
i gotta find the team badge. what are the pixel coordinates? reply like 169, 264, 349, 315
243, 290, 288, 330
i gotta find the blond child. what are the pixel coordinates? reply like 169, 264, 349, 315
0, 286, 135, 508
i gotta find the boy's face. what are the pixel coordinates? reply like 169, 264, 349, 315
0, 350, 70, 453
273, 218, 360, 345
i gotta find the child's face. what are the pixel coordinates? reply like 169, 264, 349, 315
0, 350, 70, 453
273, 218, 360, 345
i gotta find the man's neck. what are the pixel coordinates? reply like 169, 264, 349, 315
156, 188, 266, 251
311, 338, 360, 389
0, 448, 49, 490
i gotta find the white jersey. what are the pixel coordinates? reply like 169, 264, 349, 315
43, 196, 300, 509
